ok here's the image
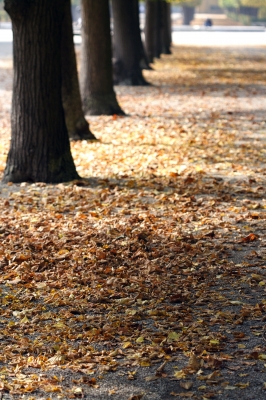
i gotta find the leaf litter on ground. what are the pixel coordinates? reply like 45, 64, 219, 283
0, 46, 266, 399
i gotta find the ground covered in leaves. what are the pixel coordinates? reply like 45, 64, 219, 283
0, 46, 266, 399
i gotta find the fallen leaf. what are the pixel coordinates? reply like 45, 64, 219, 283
240, 233, 259, 243
180, 381, 193, 390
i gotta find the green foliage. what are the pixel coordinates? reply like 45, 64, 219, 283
0, 10, 9, 21
220, 0, 266, 23
168, 0, 202, 4
0, 1, 9, 21
258, 6, 266, 18
179, 0, 202, 5
219, 0, 240, 7
219, 0, 266, 6
241, 0, 266, 6
71, 0, 80, 6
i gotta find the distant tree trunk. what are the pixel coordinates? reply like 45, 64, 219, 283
112, 0, 149, 86
61, 0, 96, 140
133, 0, 150, 70
145, 0, 157, 63
167, 2, 172, 49
145, 0, 162, 62
182, 6, 195, 26
161, 0, 171, 55
3, 0, 79, 183
80, 0, 124, 115
154, 0, 162, 58
239, 6, 258, 18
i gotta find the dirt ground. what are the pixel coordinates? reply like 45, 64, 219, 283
0, 46, 266, 399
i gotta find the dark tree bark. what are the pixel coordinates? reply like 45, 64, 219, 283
152, 0, 162, 59
182, 6, 195, 26
161, 0, 171, 55
3, 0, 79, 183
61, 0, 96, 140
133, 0, 151, 70
166, 2, 172, 50
145, 0, 157, 64
80, 0, 124, 115
112, 0, 149, 86
145, 0, 163, 63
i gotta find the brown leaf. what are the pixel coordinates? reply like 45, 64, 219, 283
188, 353, 201, 371
180, 381, 193, 390
239, 233, 259, 243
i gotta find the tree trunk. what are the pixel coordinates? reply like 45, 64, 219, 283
161, 0, 171, 55
167, 2, 172, 50
182, 6, 195, 26
112, 0, 149, 86
80, 0, 124, 115
133, 0, 151, 70
144, 0, 162, 63
3, 0, 79, 183
145, 0, 157, 64
61, 0, 96, 140
155, 0, 162, 58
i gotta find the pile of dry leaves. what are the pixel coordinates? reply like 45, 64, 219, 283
0, 46, 266, 399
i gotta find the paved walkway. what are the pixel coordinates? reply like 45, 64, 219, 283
0, 27, 265, 59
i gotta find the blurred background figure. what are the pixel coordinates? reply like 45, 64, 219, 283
204, 18, 213, 27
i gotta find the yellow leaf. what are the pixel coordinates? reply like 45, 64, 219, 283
198, 385, 206, 390
48, 354, 64, 365
72, 387, 83, 394
123, 342, 132, 349
168, 331, 180, 341
53, 321, 67, 329
136, 336, 144, 343
173, 370, 186, 379
20, 315, 29, 324
235, 382, 249, 388
44, 385, 62, 393
209, 339, 219, 345
36, 282, 47, 289
126, 309, 137, 315
140, 359, 151, 367
195, 165, 204, 173
58, 249, 69, 255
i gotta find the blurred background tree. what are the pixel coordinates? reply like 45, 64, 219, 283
219, 0, 266, 24
177, 1, 202, 25
0, 0, 9, 22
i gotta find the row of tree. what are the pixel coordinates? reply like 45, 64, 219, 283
219, 0, 266, 23
220, 0, 266, 6
2, 0, 197, 184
